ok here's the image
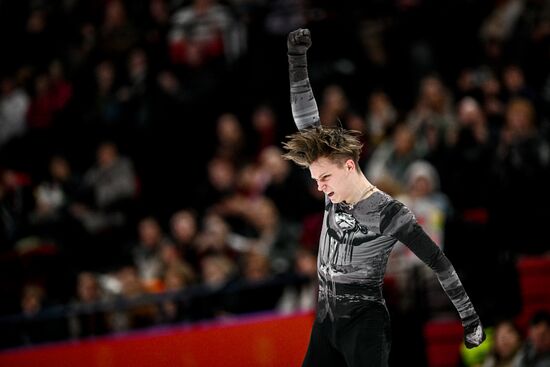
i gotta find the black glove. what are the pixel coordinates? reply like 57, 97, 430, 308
287, 28, 312, 55
463, 319, 486, 349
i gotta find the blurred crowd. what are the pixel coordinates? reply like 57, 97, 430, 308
1, 0, 550, 365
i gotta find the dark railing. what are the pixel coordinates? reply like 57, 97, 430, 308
0, 272, 312, 351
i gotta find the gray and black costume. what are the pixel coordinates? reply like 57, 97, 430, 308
287, 28, 485, 367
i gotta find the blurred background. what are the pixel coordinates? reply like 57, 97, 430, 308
0, 0, 549, 366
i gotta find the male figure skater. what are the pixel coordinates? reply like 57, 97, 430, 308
282, 28, 486, 367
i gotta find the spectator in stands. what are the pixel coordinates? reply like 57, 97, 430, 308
250, 104, 281, 155
478, 0, 524, 67
68, 141, 138, 269
26, 73, 57, 130
22, 61, 70, 135
277, 246, 318, 314
47, 59, 73, 115
318, 84, 351, 128
520, 310, 550, 367
68, 271, 110, 339
152, 69, 189, 126
132, 216, 172, 292
118, 48, 154, 130
86, 60, 123, 128
213, 172, 302, 274
160, 244, 197, 288
225, 249, 284, 315
112, 265, 158, 331
446, 97, 496, 215
406, 74, 457, 158
18, 284, 47, 345
18, 283, 68, 346
481, 319, 524, 367
0, 74, 29, 151
191, 252, 239, 320
263, 0, 309, 36
214, 112, 250, 165
258, 145, 321, 224
364, 123, 421, 195
479, 70, 506, 129
0, 169, 34, 247
444, 97, 501, 318
168, 0, 244, 67
388, 159, 452, 316
245, 196, 301, 274
29, 155, 80, 240
21, 7, 56, 70
200, 253, 237, 291
493, 97, 550, 254
318, 85, 367, 149
158, 245, 196, 324
193, 212, 238, 264
454, 67, 484, 106
365, 89, 398, 149
98, 0, 140, 63
169, 208, 200, 271
241, 249, 272, 282
343, 114, 371, 165
0, 176, 17, 249
194, 155, 238, 215
142, 0, 171, 68
399, 159, 452, 218
71, 140, 137, 235
501, 64, 537, 104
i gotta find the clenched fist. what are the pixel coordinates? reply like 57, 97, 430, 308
287, 28, 312, 55
463, 320, 486, 349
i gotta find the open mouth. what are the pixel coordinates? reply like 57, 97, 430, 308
328, 192, 334, 198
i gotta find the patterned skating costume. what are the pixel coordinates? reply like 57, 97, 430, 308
287, 28, 484, 367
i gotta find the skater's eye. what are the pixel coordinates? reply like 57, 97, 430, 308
314, 174, 329, 183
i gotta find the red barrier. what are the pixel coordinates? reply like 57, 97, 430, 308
423, 319, 463, 367
0, 311, 315, 367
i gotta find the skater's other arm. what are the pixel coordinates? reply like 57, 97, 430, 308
380, 200, 486, 349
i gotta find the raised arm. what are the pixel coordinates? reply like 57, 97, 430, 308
287, 28, 320, 130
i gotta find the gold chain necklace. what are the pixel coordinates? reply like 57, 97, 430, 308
343, 184, 376, 209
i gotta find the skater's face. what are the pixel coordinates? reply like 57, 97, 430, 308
309, 156, 356, 204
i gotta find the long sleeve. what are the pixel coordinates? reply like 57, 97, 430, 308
380, 200, 480, 327
288, 53, 320, 130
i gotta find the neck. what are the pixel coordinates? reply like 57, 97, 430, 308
345, 178, 376, 206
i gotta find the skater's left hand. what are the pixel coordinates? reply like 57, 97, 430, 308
463, 319, 486, 349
